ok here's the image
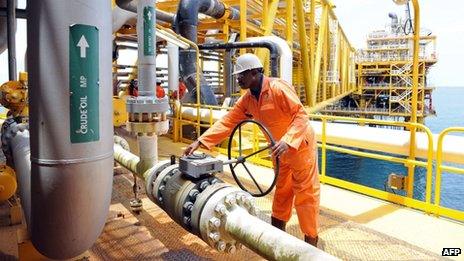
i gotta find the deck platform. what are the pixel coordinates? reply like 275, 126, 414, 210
1, 136, 463, 260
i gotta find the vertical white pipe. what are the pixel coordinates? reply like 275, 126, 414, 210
167, 42, 179, 92
138, 135, 158, 172
137, 0, 156, 96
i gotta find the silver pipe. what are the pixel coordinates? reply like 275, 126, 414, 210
27, 0, 113, 259
8, 126, 31, 226
137, 0, 156, 96
6, 0, 16, 80
225, 207, 337, 260
167, 42, 179, 91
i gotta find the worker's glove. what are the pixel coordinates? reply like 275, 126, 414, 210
183, 140, 201, 156
271, 140, 289, 158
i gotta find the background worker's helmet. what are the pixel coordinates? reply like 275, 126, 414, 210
232, 53, 263, 75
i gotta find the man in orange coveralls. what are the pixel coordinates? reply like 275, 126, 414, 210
183, 53, 320, 246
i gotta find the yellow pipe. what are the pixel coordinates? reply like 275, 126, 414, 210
321, 119, 327, 181
310, 5, 328, 105
239, 0, 247, 55
434, 127, 464, 215
255, 0, 279, 71
406, 0, 420, 198
285, 0, 294, 49
295, 0, 312, 106
309, 0, 316, 88
262, 0, 268, 23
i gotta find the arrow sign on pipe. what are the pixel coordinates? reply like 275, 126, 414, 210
77, 35, 89, 58
69, 24, 99, 143
143, 6, 155, 56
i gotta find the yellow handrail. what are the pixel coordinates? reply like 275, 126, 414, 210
434, 127, 464, 220
309, 114, 435, 211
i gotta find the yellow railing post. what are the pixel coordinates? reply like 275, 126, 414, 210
321, 118, 327, 182
434, 127, 464, 217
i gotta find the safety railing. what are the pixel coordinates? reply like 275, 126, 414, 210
309, 114, 436, 214
434, 127, 464, 221
171, 105, 464, 222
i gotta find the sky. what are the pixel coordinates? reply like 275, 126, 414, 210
332, 0, 464, 87
1, 1, 463, 87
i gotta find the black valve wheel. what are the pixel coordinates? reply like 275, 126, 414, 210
227, 119, 279, 197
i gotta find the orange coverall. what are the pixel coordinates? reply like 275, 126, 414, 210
198, 77, 320, 237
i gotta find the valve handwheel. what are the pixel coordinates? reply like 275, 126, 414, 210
227, 119, 279, 197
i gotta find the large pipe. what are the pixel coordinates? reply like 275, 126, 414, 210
6, 0, 16, 80
225, 207, 336, 260
27, 0, 113, 258
198, 41, 280, 77
175, 0, 239, 105
167, 42, 179, 92
113, 144, 336, 260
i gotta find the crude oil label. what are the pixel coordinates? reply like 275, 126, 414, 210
143, 6, 155, 56
69, 24, 100, 143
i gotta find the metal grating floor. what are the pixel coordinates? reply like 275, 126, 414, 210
88, 165, 445, 260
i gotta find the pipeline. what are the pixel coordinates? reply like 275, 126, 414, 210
113, 143, 336, 260
175, 0, 239, 105
124, 0, 170, 173
26, 0, 113, 258
198, 41, 280, 77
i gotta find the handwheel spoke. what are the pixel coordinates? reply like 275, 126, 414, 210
244, 144, 273, 160
239, 125, 242, 157
242, 163, 264, 194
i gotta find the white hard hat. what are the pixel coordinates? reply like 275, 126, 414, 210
232, 53, 263, 75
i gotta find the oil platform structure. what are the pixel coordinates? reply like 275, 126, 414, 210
320, 9, 437, 124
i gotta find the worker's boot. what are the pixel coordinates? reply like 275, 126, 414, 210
271, 216, 286, 231
304, 235, 318, 247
